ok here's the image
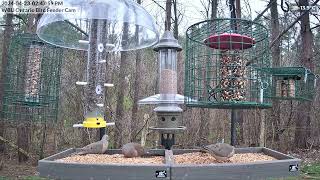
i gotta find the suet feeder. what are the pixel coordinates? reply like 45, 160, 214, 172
1, 33, 62, 123
264, 67, 318, 101
184, 19, 272, 109
37, 0, 159, 129
139, 31, 186, 149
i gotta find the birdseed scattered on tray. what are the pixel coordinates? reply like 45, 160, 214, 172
174, 152, 276, 164
56, 154, 164, 164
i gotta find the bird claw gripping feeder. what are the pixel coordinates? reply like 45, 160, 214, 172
139, 31, 186, 149
37, 0, 159, 129
184, 19, 272, 109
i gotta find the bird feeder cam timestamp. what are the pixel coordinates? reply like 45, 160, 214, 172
1, 0, 78, 14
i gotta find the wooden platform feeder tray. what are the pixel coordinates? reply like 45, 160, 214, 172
38, 147, 300, 180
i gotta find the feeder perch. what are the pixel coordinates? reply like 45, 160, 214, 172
185, 18, 272, 109
263, 67, 318, 101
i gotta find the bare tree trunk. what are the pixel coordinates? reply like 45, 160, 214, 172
234, 0, 245, 145
269, 0, 281, 149
26, 14, 38, 33
197, 0, 219, 146
17, 123, 30, 162
259, 110, 266, 146
115, 52, 128, 147
0, 13, 13, 153
130, 0, 142, 142
198, 108, 209, 145
115, 22, 129, 148
235, 0, 241, 18
211, 0, 218, 20
172, 0, 184, 95
165, 0, 172, 30
130, 51, 141, 141
173, 0, 178, 39
294, 0, 314, 148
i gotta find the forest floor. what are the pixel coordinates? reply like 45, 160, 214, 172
0, 149, 320, 179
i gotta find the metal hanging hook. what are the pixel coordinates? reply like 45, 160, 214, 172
281, 0, 290, 12
227, 0, 236, 14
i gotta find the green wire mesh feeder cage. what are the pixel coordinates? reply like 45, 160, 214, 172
263, 67, 318, 101
184, 18, 272, 109
1, 33, 63, 123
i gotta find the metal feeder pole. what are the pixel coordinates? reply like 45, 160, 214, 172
230, 0, 237, 146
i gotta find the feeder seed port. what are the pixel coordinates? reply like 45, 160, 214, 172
96, 103, 104, 107
76, 81, 88, 85
75, 82, 114, 87
78, 40, 89, 44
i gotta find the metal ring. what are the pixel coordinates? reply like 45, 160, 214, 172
260, 81, 268, 89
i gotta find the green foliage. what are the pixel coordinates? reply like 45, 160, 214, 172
0, 176, 50, 180
268, 162, 320, 180
123, 95, 133, 111
22, 176, 49, 180
302, 162, 320, 177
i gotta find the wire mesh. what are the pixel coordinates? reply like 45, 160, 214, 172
1, 33, 63, 123
263, 67, 318, 101
184, 19, 272, 109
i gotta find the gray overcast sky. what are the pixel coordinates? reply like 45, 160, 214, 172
2, 0, 315, 34
0, 0, 268, 31
143, 0, 268, 34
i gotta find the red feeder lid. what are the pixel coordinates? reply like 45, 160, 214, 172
204, 33, 256, 50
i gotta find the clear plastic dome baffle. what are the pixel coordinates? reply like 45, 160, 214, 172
36, 0, 159, 51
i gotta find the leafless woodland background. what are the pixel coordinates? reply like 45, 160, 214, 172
0, 0, 320, 163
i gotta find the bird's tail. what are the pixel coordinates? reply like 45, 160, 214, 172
74, 148, 86, 155
193, 145, 209, 153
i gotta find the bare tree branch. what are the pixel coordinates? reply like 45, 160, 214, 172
270, 0, 320, 48
253, 0, 277, 22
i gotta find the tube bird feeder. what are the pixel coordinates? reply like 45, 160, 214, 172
139, 31, 186, 149
37, 0, 159, 129
184, 19, 272, 109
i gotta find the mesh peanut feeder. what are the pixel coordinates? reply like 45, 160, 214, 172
2, 33, 63, 122
184, 19, 271, 109
263, 67, 318, 101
